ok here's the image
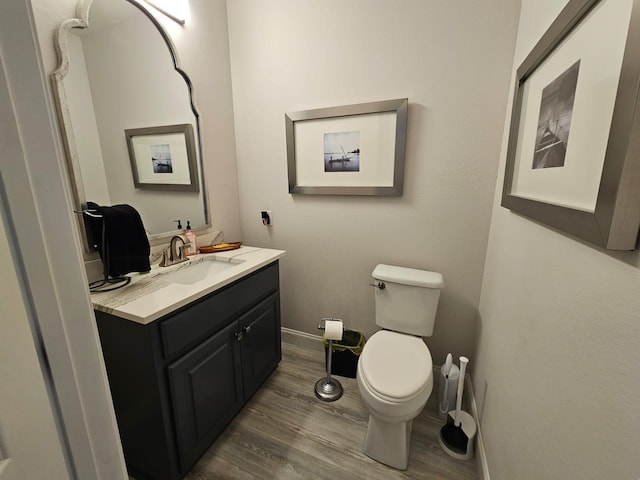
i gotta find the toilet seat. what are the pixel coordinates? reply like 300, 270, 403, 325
359, 330, 432, 402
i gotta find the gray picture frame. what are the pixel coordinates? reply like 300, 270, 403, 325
125, 123, 199, 192
286, 98, 408, 196
502, 0, 640, 250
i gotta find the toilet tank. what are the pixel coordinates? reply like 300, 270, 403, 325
372, 264, 444, 337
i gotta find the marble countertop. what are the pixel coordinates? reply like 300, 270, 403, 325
91, 246, 286, 325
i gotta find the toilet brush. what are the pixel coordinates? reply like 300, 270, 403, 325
439, 356, 476, 460
438, 353, 453, 418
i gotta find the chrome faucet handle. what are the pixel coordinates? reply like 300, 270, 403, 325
159, 246, 172, 267
149, 251, 164, 264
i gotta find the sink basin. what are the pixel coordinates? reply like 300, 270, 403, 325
162, 259, 238, 285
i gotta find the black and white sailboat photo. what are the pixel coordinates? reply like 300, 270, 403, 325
532, 60, 580, 169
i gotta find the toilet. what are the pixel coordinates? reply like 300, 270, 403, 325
357, 264, 444, 470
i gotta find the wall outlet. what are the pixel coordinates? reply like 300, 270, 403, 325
261, 210, 272, 226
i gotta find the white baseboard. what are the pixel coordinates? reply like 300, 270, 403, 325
466, 376, 490, 480
281, 327, 323, 351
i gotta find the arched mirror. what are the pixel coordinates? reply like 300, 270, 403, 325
52, 0, 208, 254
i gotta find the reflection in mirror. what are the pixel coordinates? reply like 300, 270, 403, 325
52, 0, 208, 253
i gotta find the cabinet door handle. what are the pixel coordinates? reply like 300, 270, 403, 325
235, 331, 244, 342
243, 325, 252, 335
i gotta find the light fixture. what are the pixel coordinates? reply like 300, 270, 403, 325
142, 0, 188, 25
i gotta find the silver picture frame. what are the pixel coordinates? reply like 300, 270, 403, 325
125, 123, 199, 192
502, 0, 640, 250
286, 98, 408, 196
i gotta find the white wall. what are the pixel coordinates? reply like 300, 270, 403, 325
227, 0, 520, 364
476, 1, 640, 479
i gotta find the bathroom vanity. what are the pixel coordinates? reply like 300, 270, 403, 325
92, 247, 285, 480
52, 4, 284, 476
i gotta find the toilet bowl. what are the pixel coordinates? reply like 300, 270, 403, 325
357, 264, 443, 470
357, 329, 433, 470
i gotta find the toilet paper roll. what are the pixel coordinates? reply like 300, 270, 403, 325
324, 320, 343, 341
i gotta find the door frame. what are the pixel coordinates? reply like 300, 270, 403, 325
0, 1, 127, 478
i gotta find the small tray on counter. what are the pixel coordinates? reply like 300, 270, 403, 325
199, 241, 243, 253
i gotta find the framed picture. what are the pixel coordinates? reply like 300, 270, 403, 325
286, 98, 408, 195
502, 0, 640, 250
125, 123, 198, 191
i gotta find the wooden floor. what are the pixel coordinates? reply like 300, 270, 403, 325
184, 343, 478, 480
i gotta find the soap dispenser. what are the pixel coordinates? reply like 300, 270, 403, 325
184, 221, 197, 255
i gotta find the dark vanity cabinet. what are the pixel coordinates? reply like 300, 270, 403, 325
94, 262, 281, 480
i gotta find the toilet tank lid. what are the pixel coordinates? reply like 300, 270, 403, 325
372, 264, 444, 288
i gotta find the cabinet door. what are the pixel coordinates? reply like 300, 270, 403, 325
238, 292, 281, 401
167, 321, 243, 473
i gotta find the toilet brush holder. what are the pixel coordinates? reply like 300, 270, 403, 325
439, 356, 476, 460
314, 318, 344, 402
440, 410, 476, 460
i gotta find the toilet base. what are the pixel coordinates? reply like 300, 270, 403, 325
363, 415, 412, 470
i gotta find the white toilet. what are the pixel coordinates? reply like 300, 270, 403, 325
357, 264, 444, 470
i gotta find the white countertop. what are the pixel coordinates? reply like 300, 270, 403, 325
91, 246, 285, 325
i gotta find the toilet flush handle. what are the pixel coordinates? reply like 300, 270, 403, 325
369, 281, 385, 290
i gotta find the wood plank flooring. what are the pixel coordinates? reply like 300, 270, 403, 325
184, 343, 478, 480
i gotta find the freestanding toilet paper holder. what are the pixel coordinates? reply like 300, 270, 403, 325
315, 317, 344, 402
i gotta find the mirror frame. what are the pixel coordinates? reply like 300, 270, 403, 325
51, 0, 209, 255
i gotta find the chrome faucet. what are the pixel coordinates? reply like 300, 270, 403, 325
160, 235, 191, 267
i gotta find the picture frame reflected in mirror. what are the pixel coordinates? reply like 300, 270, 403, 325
125, 123, 199, 191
